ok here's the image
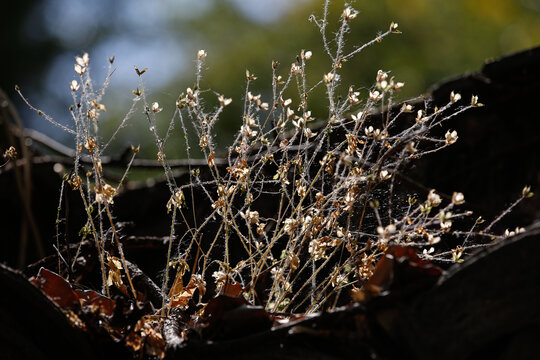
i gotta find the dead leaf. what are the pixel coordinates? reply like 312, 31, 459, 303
30, 268, 78, 308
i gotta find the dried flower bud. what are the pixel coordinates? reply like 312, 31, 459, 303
218, 94, 232, 107
471, 95, 483, 107
323, 72, 335, 83
445, 130, 458, 145
369, 90, 382, 102
302, 50, 312, 60
401, 103, 413, 112
450, 91, 462, 103
291, 63, 302, 74
427, 189, 442, 207
197, 49, 207, 60
151, 102, 162, 113
343, 7, 358, 21
452, 192, 465, 205
70, 80, 80, 92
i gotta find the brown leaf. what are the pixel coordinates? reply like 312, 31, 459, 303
74, 289, 116, 317
169, 279, 198, 308
353, 246, 443, 301
30, 267, 78, 308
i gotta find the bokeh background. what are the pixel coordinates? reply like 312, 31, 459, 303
3, 0, 540, 159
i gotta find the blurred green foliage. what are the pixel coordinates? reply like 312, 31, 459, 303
4, 0, 540, 159
152, 0, 540, 157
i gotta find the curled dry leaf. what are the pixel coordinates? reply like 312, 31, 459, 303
352, 246, 443, 302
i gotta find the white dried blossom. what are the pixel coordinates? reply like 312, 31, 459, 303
439, 211, 453, 230
427, 189, 442, 207
348, 90, 361, 105
377, 224, 396, 241
323, 72, 335, 83
504, 227, 526, 237
95, 183, 117, 204
286, 107, 295, 119
151, 102, 162, 113
197, 49, 207, 59
218, 94, 232, 107
376, 70, 388, 82
471, 95, 483, 107
416, 109, 426, 122
369, 90, 382, 102
284, 218, 298, 235
401, 103, 413, 112
427, 234, 441, 245
303, 127, 317, 139
379, 170, 392, 180
247, 92, 261, 102
302, 50, 312, 60
75, 53, 89, 67
167, 189, 185, 213
296, 184, 307, 198
74, 64, 85, 75
343, 7, 358, 21
422, 247, 435, 259
365, 126, 374, 137
445, 130, 458, 145
291, 63, 302, 74
351, 111, 363, 122
69, 80, 80, 92
281, 97, 292, 107
394, 81, 405, 90
452, 192, 465, 205
241, 210, 260, 224
389, 22, 400, 33
450, 91, 462, 103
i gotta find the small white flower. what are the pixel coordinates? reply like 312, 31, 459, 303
74, 64, 85, 75
439, 211, 453, 230
445, 130, 458, 145
401, 103, 413, 112
351, 111, 363, 121
452, 192, 465, 205
377, 224, 396, 241
365, 126, 374, 137
450, 91, 462, 103
286, 107, 295, 119
471, 95, 483, 107
281, 97, 292, 107
416, 109, 426, 122
302, 50, 312, 60
369, 90, 382, 102
218, 94, 232, 107
75, 53, 89, 67
343, 7, 358, 21
284, 218, 298, 234
422, 247, 435, 259
394, 82, 405, 90
291, 63, 302, 74
323, 72, 335, 83
303, 127, 316, 139
70, 80, 80, 92
427, 189, 442, 207
427, 234, 441, 245
197, 49, 207, 59
151, 102, 162, 113
390, 22, 400, 33
379, 170, 391, 180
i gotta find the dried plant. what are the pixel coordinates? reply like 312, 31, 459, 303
17, 0, 534, 321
